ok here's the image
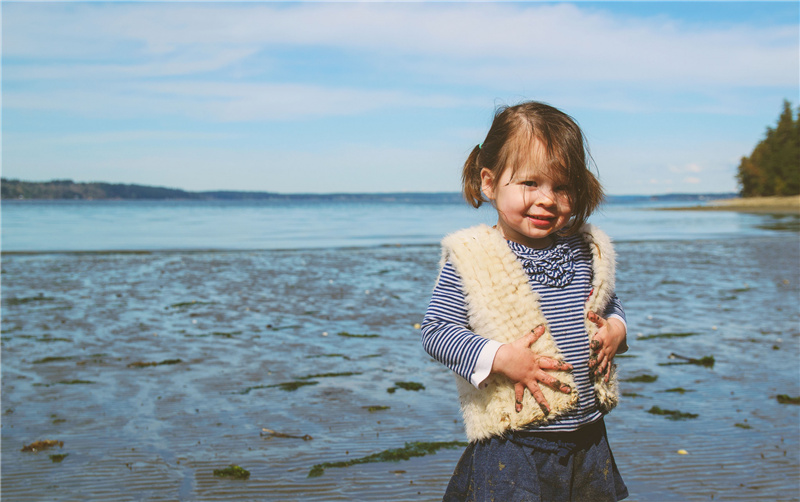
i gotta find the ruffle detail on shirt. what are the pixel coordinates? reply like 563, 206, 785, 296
511, 239, 575, 288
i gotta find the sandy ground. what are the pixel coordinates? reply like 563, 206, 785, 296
666, 195, 800, 214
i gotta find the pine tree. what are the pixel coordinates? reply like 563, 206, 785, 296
737, 101, 800, 196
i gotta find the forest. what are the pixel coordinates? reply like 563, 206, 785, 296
736, 100, 800, 197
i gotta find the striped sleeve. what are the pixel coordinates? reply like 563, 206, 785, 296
603, 293, 626, 326
420, 261, 490, 383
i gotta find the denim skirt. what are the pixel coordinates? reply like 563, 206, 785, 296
443, 419, 628, 502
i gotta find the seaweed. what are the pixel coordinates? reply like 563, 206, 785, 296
664, 387, 693, 394
646, 406, 698, 420
364, 406, 390, 413
6, 294, 55, 306
38, 336, 72, 343
637, 332, 698, 341
308, 441, 467, 478
734, 423, 753, 429
337, 332, 379, 338
57, 380, 95, 385
271, 381, 318, 392
298, 371, 361, 380
168, 301, 215, 309
127, 359, 182, 368
387, 381, 425, 393
266, 325, 302, 331
211, 331, 242, 338
49, 453, 69, 463
21, 440, 64, 452
261, 428, 313, 441
238, 385, 269, 395
32, 356, 76, 364
663, 353, 715, 368
621, 392, 644, 398
309, 353, 350, 360
240, 380, 319, 394
622, 374, 658, 383
776, 394, 800, 405
213, 465, 250, 480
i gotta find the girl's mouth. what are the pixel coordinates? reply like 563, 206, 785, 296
526, 214, 555, 225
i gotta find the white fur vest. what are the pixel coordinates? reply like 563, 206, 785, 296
440, 224, 619, 442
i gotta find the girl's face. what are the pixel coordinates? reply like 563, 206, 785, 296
480, 140, 573, 249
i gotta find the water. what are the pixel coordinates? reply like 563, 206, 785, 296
2, 198, 796, 252
2, 197, 799, 501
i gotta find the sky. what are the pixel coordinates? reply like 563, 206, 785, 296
2, 1, 798, 195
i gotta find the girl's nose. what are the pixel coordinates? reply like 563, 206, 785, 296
535, 187, 556, 206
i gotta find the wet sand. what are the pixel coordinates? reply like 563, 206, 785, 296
2, 234, 799, 501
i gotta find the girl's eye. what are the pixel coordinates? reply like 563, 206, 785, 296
521, 181, 538, 187
555, 185, 569, 192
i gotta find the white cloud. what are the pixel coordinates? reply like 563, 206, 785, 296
684, 176, 701, 184
5, 3, 797, 89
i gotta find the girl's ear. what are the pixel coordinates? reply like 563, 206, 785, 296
480, 168, 495, 200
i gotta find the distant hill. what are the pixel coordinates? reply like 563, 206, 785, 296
1, 178, 735, 204
0, 178, 464, 203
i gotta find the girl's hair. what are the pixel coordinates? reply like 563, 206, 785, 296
462, 101, 604, 234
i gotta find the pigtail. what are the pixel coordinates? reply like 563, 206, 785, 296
461, 145, 485, 208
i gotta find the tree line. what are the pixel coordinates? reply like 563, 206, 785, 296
736, 100, 800, 197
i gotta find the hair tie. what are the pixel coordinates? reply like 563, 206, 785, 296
478, 143, 483, 150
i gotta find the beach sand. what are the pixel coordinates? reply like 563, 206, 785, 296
664, 195, 800, 214
2, 234, 799, 501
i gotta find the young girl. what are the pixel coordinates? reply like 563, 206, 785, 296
421, 101, 629, 501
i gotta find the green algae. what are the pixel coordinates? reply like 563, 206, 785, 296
21, 440, 63, 452
664, 387, 693, 394
387, 381, 425, 393
168, 301, 215, 309
638, 332, 699, 341
776, 394, 800, 405
49, 453, 69, 463
364, 405, 390, 413
239, 380, 319, 394
734, 423, 753, 429
621, 392, 645, 398
309, 353, 350, 360
211, 331, 242, 338
337, 331, 379, 338
308, 441, 467, 478
663, 353, 715, 368
267, 325, 302, 331
127, 359, 182, 368
32, 356, 76, 364
36, 336, 72, 343
298, 371, 361, 380
57, 380, 95, 385
6, 295, 56, 306
623, 374, 658, 383
213, 465, 250, 480
646, 406, 698, 420
261, 428, 313, 441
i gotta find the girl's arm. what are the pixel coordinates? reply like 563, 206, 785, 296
421, 262, 573, 412
420, 262, 494, 386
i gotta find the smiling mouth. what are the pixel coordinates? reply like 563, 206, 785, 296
526, 214, 555, 224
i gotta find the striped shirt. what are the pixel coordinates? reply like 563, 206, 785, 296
421, 233, 625, 432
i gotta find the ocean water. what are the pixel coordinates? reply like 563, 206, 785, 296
2, 198, 796, 252
2, 198, 799, 501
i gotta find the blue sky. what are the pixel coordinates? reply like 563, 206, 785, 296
3, 1, 798, 195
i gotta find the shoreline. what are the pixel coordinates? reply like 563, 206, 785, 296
658, 195, 800, 214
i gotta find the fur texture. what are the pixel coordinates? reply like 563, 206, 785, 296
440, 224, 618, 442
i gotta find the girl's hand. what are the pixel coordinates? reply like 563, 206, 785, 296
491, 325, 573, 415
587, 312, 628, 382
